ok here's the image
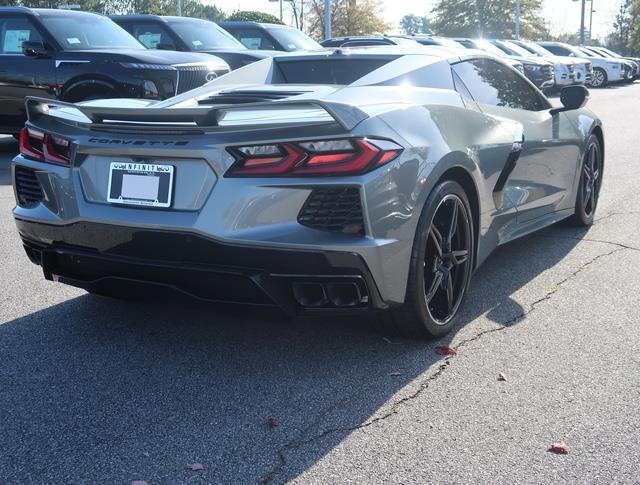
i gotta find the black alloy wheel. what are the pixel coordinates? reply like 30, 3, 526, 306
424, 194, 472, 324
571, 134, 603, 226
380, 180, 474, 339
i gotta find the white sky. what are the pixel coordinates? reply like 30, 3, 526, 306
207, 0, 620, 39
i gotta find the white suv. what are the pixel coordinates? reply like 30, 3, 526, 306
538, 41, 626, 88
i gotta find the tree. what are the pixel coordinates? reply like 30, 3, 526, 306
430, 0, 550, 40
306, 0, 389, 40
399, 14, 430, 35
227, 10, 284, 24
183, 0, 225, 21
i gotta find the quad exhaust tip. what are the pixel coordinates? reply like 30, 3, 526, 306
292, 281, 365, 308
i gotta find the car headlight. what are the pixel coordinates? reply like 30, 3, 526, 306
120, 62, 177, 70
524, 64, 542, 72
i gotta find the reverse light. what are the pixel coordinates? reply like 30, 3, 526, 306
19, 127, 71, 166
226, 138, 403, 177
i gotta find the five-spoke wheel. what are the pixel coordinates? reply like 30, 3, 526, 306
380, 180, 474, 339
571, 134, 603, 226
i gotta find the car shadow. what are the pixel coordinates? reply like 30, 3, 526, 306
0, 136, 17, 185
0, 222, 584, 483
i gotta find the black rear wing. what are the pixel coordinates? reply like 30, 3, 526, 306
25, 97, 370, 131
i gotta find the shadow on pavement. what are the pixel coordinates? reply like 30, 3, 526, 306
0, 225, 582, 483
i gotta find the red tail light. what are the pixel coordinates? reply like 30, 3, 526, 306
226, 138, 402, 177
19, 127, 71, 166
19, 127, 45, 162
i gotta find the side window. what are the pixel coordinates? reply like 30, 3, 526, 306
232, 29, 275, 50
452, 59, 545, 111
129, 22, 176, 50
0, 16, 43, 54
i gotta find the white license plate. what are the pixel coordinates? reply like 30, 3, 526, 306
107, 162, 174, 208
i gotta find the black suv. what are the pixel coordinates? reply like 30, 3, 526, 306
218, 21, 321, 52
0, 8, 229, 135
112, 15, 280, 70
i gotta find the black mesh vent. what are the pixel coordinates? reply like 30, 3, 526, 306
298, 187, 364, 235
198, 90, 307, 105
175, 65, 213, 94
14, 166, 44, 208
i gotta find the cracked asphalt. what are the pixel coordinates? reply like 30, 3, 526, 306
1, 84, 639, 484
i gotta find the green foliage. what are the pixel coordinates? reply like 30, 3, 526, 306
399, 14, 430, 35
431, 0, 549, 40
306, 0, 389, 40
227, 10, 283, 24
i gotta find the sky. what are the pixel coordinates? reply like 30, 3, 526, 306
207, 0, 621, 39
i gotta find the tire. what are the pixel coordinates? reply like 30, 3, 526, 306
590, 68, 608, 88
569, 134, 603, 226
379, 180, 475, 339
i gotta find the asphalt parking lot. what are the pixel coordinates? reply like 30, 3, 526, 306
1, 84, 639, 484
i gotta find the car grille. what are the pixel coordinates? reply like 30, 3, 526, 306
14, 166, 44, 207
298, 187, 365, 235
175, 64, 216, 95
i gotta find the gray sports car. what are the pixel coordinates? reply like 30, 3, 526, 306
12, 47, 603, 339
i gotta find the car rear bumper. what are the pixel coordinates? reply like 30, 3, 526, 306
16, 218, 387, 315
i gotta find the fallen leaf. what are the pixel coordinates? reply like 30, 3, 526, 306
497, 373, 507, 381
267, 417, 279, 429
382, 337, 393, 344
186, 463, 204, 471
131, 481, 149, 485
389, 372, 403, 376
435, 346, 457, 356
548, 442, 570, 454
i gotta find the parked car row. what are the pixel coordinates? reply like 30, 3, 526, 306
320, 34, 638, 91
0, 7, 321, 135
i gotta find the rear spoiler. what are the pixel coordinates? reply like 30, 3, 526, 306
24, 97, 370, 131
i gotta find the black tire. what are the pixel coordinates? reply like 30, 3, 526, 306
570, 134, 603, 226
379, 180, 475, 339
590, 68, 608, 88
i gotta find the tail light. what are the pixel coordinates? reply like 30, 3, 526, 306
19, 127, 71, 166
226, 138, 402, 177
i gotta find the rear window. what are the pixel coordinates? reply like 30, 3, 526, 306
277, 59, 393, 84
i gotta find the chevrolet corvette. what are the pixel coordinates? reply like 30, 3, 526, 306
12, 47, 604, 338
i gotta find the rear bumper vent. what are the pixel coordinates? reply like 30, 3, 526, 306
298, 186, 364, 235
14, 166, 44, 207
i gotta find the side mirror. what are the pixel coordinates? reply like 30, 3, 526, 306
550, 85, 589, 115
22, 41, 51, 58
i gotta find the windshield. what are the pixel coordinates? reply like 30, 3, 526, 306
44, 15, 143, 50
267, 27, 321, 51
520, 42, 556, 57
277, 58, 393, 84
168, 19, 245, 50
583, 47, 605, 57
599, 47, 621, 58
475, 39, 508, 57
502, 41, 535, 57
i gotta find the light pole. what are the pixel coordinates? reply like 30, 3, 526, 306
579, 0, 586, 45
177, 0, 182, 16
589, 0, 595, 42
324, 0, 331, 40
515, 0, 521, 40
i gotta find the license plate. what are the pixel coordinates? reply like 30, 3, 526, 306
107, 162, 174, 208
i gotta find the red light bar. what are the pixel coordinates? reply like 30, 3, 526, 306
19, 127, 71, 166
226, 138, 402, 177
